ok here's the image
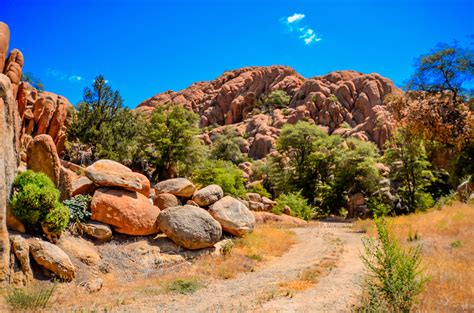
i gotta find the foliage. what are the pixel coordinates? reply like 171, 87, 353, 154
165, 278, 203, 294
147, 104, 200, 181
21, 72, 45, 90
406, 41, 473, 101
5, 283, 56, 310
384, 129, 435, 213
10, 171, 69, 233
64, 194, 92, 223
359, 219, 426, 312
258, 90, 291, 112
209, 127, 246, 164
248, 182, 271, 198
273, 192, 314, 221
367, 194, 393, 217
67, 75, 147, 165
192, 159, 247, 197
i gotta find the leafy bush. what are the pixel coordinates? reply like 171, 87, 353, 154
64, 194, 92, 223
273, 192, 314, 221
258, 90, 291, 113
248, 182, 271, 198
5, 283, 56, 311
359, 219, 427, 312
165, 278, 203, 294
209, 127, 246, 165
192, 160, 247, 197
367, 194, 393, 217
10, 171, 69, 233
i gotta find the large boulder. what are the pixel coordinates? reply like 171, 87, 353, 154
29, 239, 76, 281
26, 134, 61, 186
209, 196, 255, 236
155, 178, 196, 198
157, 205, 222, 250
91, 188, 160, 236
133, 172, 151, 197
85, 159, 142, 192
154, 192, 181, 210
192, 184, 224, 207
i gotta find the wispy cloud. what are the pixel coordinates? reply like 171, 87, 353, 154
46, 68, 87, 84
281, 13, 322, 45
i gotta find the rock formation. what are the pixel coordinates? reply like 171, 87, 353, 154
137, 66, 401, 158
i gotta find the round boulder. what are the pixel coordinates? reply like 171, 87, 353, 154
157, 205, 222, 250
91, 188, 160, 236
209, 196, 255, 237
192, 184, 224, 207
26, 134, 61, 186
154, 192, 181, 210
155, 178, 196, 198
85, 159, 142, 192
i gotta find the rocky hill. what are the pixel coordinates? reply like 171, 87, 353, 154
137, 66, 401, 158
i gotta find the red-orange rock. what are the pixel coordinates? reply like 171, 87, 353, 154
91, 188, 160, 236
0, 22, 9, 72
154, 192, 181, 209
26, 134, 61, 186
85, 159, 143, 192
133, 172, 151, 197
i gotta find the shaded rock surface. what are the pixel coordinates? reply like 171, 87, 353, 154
91, 188, 160, 236
78, 221, 113, 241
154, 192, 181, 210
26, 134, 61, 185
209, 196, 255, 236
157, 205, 222, 250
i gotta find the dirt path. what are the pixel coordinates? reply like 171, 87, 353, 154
118, 223, 365, 312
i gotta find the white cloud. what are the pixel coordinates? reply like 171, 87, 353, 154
282, 13, 322, 45
69, 75, 83, 82
47, 68, 87, 84
287, 13, 305, 23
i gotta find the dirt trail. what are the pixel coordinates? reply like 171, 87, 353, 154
118, 223, 365, 312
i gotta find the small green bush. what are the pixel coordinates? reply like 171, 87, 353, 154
165, 278, 203, 294
248, 182, 271, 198
64, 194, 92, 223
192, 160, 247, 197
5, 283, 56, 310
273, 192, 314, 221
10, 171, 69, 233
359, 219, 427, 312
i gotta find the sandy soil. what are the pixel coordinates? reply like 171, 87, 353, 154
117, 223, 364, 312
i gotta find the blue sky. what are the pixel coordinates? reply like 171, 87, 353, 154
3, 0, 473, 107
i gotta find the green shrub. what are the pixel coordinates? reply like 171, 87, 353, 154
5, 283, 56, 311
248, 182, 271, 198
273, 192, 314, 221
359, 219, 427, 312
192, 160, 247, 197
367, 194, 393, 217
165, 278, 203, 294
64, 194, 92, 223
10, 171, 69, 233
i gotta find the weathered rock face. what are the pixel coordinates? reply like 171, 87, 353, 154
91, 188, 160, 236
154, 192, 181, 210
133, 172, 151, 197
155, 178, 196, 198
78, 221, 113, 241
192, 184, 224, 207
29, 239, 76, 281
26, 134, 61, 185
85, 159, 143, 192
209, 196, 256, 236
157, 205, 222, 250
137, 66, 400, 157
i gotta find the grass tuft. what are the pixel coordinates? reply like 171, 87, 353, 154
165, 278, 203, 294
5, 283, 56, 311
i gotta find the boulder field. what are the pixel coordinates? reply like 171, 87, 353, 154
137, 66, 402, 159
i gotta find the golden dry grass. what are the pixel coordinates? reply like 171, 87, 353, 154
355, 201, 474, 312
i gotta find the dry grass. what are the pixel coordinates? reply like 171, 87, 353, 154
354, 201, 474, 312
50, 226, 296, 311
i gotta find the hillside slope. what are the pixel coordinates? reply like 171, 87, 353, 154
137, 66, 401, 158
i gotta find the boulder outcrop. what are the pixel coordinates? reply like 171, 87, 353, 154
29, 239, 76, 281
155, 178, 196, 198
192, 184, 224, 207
86, 159, 143, 192
91, 188, 160, 236
157, 205, 222, 250
209, 196, 255, 236
26, 134, 61, 185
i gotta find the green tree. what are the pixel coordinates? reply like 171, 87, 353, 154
192, 159, 246, 197
406, 41, 473, 101
210, 127, 246, 164
67, 75, 146, 165
384, 129, 434, 213
148, 104, 200, 181
258, 90, 291, 112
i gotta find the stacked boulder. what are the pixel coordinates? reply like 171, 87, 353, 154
155, 179, 255, 250
240, 192, 277, 212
